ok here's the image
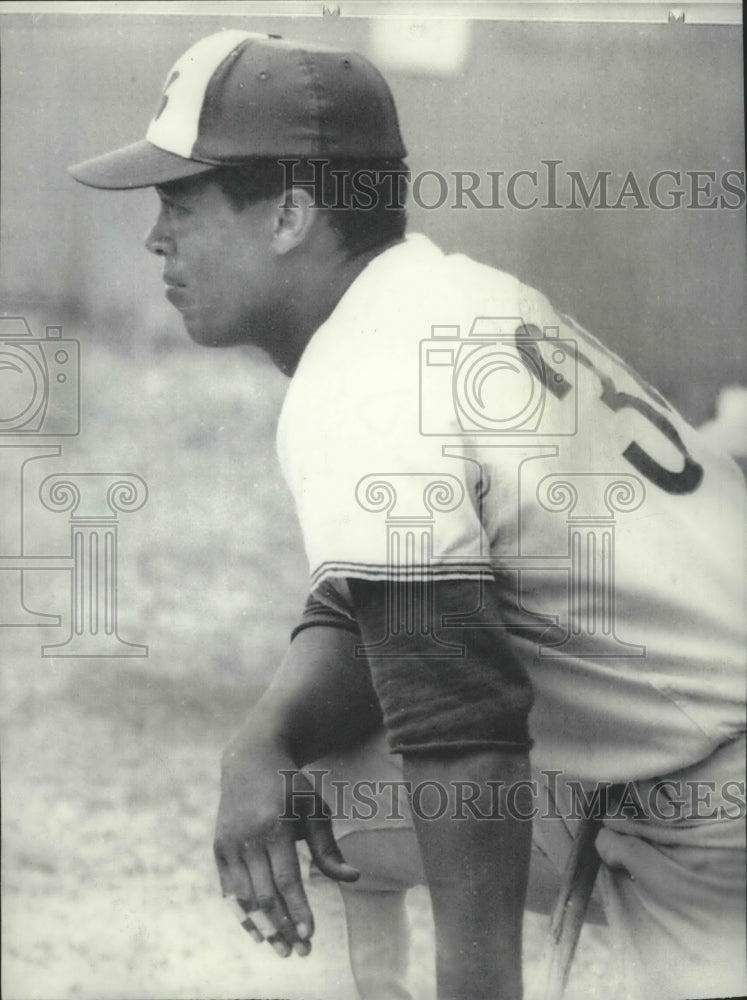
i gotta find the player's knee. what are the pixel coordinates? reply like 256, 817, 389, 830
336, 828, 424, 890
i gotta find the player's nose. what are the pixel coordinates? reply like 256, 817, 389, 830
145, 213, 174, 256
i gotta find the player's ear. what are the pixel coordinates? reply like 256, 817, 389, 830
271, 186, 315, 255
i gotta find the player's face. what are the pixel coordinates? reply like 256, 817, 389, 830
145, 174, 283, 350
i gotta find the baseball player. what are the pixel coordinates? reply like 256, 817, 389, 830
69, 31, 746, 1000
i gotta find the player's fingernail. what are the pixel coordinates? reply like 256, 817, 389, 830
296, 922, 310, 940
272, 940, 290, 958
293, 939, 311, 957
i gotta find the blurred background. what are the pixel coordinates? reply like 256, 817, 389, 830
0, 6, 744, 999
2, 8, 745, 414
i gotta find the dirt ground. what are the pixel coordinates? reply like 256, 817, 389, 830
1, 658, 627, 1000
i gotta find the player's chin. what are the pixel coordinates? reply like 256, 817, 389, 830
179, 311, 238, 348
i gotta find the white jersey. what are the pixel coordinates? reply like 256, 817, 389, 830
278, 234, 746, 782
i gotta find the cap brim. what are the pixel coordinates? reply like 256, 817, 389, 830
68, 139, 218, 190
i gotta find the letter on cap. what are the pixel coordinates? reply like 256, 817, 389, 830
146, 30, 258, 158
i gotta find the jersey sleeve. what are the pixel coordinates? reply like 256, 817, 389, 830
349, 577, 534, 756
277, 306, 495, 616
290, 592, 359, 642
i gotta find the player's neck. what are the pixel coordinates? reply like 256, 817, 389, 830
276, 235, 403, 376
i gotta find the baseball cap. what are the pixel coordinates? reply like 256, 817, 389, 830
69, 30, 407, 190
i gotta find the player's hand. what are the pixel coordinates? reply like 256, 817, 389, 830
213, 735, 359, 957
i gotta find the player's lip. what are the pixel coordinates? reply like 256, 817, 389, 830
163, 280, 190, 308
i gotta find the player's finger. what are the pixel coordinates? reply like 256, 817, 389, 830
304, 813, 360, 884
241, 847, 298, 955
268, 931, 311, 958
225, 887, 309, 956
244, 907, 280, 941
225, 898, 264, 943
247, 911, 309, 956
241, 919, 264, 944
266, 838, 315, 942
214, 840, 256, 902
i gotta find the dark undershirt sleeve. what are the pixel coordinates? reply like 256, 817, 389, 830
290, 593, 360, 643
348, 577, 534, 756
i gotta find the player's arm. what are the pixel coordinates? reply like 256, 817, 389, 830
221, 611, 382, 765
349, 576, 534, 1000
214, 617, 382, 954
